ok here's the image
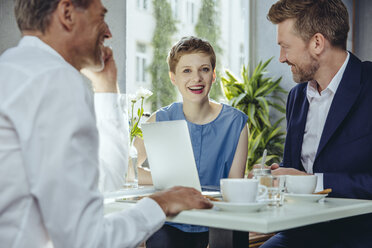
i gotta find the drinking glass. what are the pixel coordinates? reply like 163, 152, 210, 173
267, 176, 286, 207
253, 169, 285, 206
124, 142, 139, 188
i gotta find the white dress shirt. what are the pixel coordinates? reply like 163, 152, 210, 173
0, 36, 165, 248
95, 93, 129, 192
301, 53, 350, 191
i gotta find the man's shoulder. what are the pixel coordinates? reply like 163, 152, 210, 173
0, 44, 86, 104
290, 82, 307, 92
288, 83, 307, 99
347, 52, 372, 77
0, 43, 76, 78
361, 60, 372, 73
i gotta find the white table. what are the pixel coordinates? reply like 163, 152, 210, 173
103, 186, 155, 203
104, 196, 372, 247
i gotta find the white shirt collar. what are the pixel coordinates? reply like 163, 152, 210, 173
19, 35, 66, 63
306, 52, 350, 101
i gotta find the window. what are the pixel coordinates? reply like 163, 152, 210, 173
186, 1, 196, 24
137, 0, 148, 11
171, 0, 179, 19
126, 0, 247, 110
239, 43, 245, 70
136, 43, 147, 83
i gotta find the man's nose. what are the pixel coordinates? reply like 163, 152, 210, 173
104, 23, 112, 39
279, 48, 286, 63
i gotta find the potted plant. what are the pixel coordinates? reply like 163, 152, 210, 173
222, 58, 287, 172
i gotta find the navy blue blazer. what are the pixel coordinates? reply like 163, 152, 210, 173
282, 53, 372, 200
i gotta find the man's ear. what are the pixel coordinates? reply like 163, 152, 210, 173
56, 0, 76, 31
169, 71, 176, 85
310, 33, 325, 55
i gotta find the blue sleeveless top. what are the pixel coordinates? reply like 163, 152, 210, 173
156, 102, 248, 232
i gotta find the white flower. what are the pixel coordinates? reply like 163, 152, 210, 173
136, 87, 153, 99
128, 93, 139, 102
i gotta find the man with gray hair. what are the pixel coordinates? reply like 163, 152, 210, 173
0, 0, 212, 247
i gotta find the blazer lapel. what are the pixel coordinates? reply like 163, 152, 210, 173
290, 86, 309, 170
315, 53, 362, 160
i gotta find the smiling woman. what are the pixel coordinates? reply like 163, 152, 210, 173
131, 36, 249, 248
170, 52, 216, 105
126, 0, 248, 112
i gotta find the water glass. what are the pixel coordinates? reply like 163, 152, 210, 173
267, 176, 286, 207
124, 143, 139, 188
253, 169, 285, 206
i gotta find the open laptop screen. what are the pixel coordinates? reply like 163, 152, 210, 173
141, 120, 202, 191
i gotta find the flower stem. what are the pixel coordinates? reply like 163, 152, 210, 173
130, 100, 135, 143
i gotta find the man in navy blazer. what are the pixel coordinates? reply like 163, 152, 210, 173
283, 52, 372, 199
261, 0, 372, 247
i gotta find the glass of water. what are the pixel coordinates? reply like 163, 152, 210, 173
267, 176, 286, 207
253, 168, 286, 206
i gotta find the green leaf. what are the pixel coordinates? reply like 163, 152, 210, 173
256, 96, 269, 116
257, 110, 271, 127
253, 154, 278, 166
233, 93, 247, 107
271, 95, 287, 105
222, 58, 287, 172
247, 104, 257, 128
253, 83, 273, 97
269, 102, 286, 113
267, 126, 282, 141
248, 131, 263, 158
272, 117, 285, 128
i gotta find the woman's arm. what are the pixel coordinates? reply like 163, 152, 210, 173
228, 124, 248, 178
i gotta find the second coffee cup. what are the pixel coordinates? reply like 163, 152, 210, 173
220, 178, 267, 203
286, 175, 317, 194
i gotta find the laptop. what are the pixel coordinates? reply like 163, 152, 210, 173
141, 120, 220, 195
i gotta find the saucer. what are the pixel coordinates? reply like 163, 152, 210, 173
284, 193, 328, 203
213, 201, 267, 212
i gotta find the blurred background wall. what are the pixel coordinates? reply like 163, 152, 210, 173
1, 0, 371, 94
0, 0, 127, 91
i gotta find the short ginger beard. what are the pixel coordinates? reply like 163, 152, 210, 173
292, 53, 319, 83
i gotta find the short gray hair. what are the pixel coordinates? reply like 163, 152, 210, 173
14, 0, 92, 33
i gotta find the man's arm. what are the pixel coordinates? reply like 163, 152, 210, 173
82, 47, 129, 192
25, 64, 212, 248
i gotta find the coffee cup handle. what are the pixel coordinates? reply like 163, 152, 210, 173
257, 185, 268, 201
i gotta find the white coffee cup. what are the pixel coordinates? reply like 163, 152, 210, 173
220, 178, 267, 203
285, 175, 317, 194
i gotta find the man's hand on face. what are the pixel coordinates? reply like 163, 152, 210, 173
149, 186, 213, 217
81, 46, 118, 93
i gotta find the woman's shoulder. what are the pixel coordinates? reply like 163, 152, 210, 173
156, 102, 182, 114
220, 103, 248, 120
155, 102, 183, 121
